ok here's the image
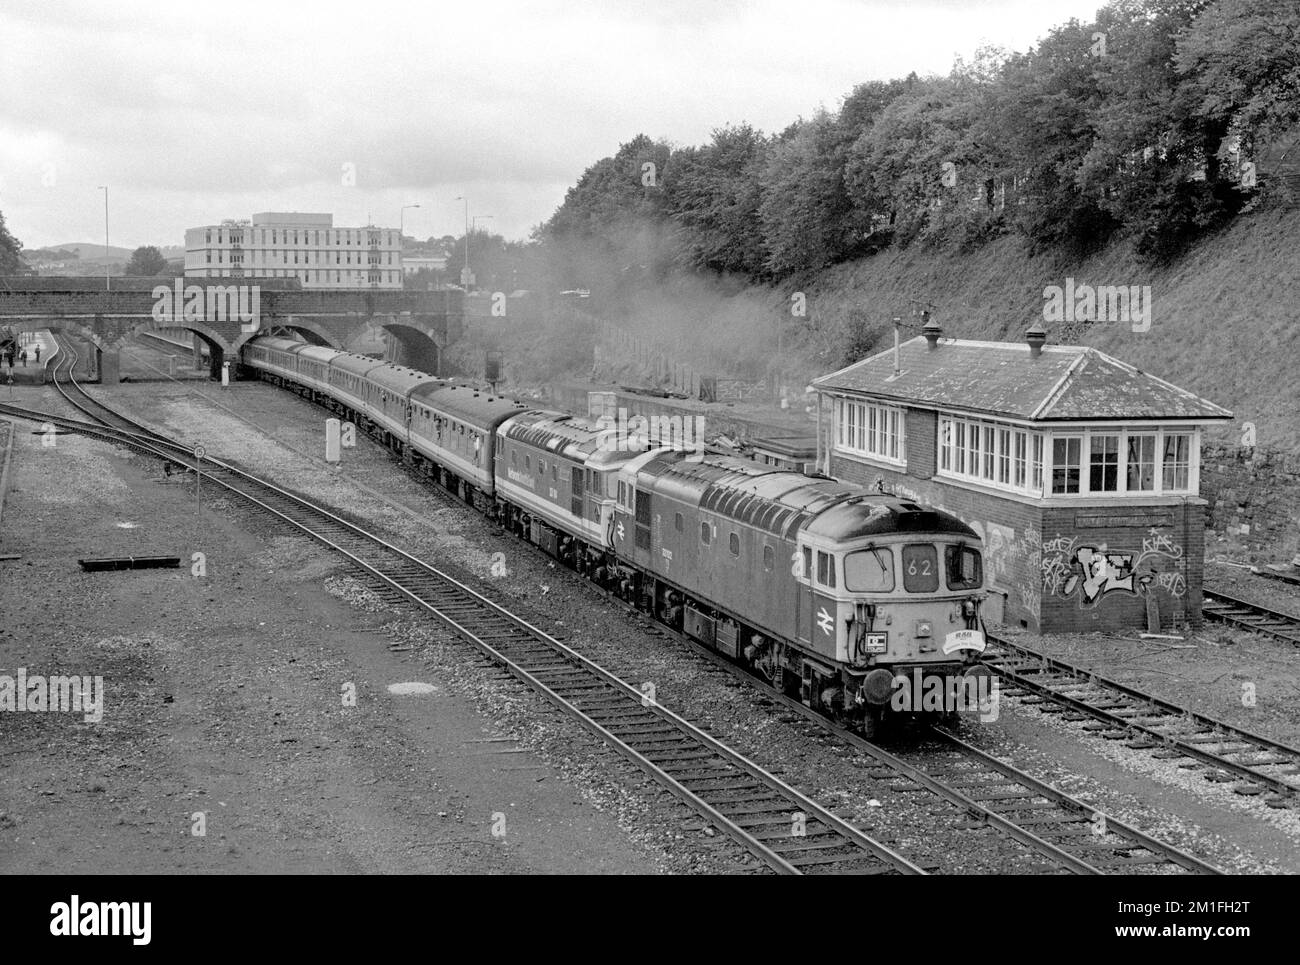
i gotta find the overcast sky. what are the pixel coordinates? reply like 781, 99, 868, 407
1, 0, 1103, 251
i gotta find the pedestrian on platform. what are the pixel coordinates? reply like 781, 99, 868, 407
18, 348, 26, 367
33, 345, 41, 362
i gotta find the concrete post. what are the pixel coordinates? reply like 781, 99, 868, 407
97, 347, 120, 385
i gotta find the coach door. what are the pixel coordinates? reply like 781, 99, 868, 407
794, 543, 813, 645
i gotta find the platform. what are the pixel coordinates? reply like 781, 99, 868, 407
3, 330, 58, 385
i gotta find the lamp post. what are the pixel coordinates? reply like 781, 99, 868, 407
97, 186, 109, 291
400, 203, 420, 243
454, 195, 471, 289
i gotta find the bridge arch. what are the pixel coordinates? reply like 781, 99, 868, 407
381, 322, 441, 375
128, 321, 232, 380
231, 319, 340, 355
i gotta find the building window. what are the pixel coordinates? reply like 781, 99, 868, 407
1127, 434, 1156, 491
835, 400, 905, 465
1089, 434, 1120, 492
939, 416, 1044, 497
1163, 433, 1191, 491
1052, 437, 1082, 494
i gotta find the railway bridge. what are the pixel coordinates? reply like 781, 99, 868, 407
0, 279, 464, 382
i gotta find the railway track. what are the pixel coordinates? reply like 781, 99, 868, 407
1202, 587, 1300, 646
981, 635, 1300, 807
649, 623, 1219, 875
0, 386, 923, 876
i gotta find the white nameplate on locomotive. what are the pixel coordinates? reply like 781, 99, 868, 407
941, 629, 986, 654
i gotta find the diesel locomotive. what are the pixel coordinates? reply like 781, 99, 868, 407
243, 336, 990, 734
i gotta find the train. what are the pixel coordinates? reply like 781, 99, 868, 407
243, 336, 992, 735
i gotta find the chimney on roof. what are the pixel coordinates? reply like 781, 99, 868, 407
921, 310, 941, 351
1026, 320, 1047, 358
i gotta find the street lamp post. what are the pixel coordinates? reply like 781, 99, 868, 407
454, 195, 470, 289
400, 203, 420, 284
97, 186, 109, 291
400, 203, 420, 242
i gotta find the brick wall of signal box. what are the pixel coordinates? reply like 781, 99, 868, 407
830, 420, 1207, 634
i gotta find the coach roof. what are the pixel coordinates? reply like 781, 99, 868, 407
416, 383, 533, 430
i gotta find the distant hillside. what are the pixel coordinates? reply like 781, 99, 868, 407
791, 206, 1300, 453
42, 243, 134, 261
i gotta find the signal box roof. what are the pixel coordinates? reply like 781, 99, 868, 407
814, 337, 1233, 423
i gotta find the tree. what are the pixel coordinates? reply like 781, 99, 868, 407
125, 245, 168, 276
0, 211, 27, 275
666, 124, 771, 277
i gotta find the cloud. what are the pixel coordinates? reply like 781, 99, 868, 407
0, 0, 1103, 249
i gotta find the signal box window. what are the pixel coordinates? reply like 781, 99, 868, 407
1052, 437, 1082, 494
845, 547, 894, 592
816, 551, 836, 588
945, 545, 983, 591
902, 544, 939, 593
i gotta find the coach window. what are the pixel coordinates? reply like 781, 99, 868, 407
674, 512, 683, 533
816, 551, 836, 588
539, 459, 546, 475
700, 522, 711, 546
729, 533, 740, 557
511, 449, 517, 467
845, 547, 894, 592
763, 544, 775, 572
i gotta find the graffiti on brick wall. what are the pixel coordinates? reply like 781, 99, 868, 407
985, 522, 1014, 585
1041, 529, 1185, 608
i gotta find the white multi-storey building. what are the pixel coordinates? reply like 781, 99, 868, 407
184, 212, 403, 289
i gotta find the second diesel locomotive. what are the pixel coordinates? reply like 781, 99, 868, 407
243, 335, 990, 734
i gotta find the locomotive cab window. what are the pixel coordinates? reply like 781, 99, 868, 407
945, 545, 983, 591
816, 551, 836, 588
845, 546, 895, 592
901, 544, 939, 593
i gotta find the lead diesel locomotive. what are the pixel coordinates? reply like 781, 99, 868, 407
244, 336, 989, 735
